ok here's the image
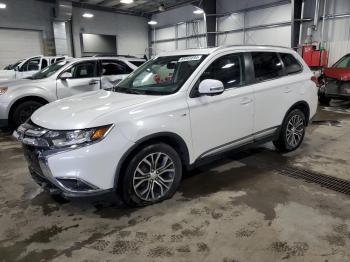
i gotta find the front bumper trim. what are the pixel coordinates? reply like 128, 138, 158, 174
37, 154, 110, 198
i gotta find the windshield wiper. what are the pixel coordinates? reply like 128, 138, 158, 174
114, 87, 145, 95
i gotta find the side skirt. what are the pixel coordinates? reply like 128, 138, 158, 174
188, 127, 280, 170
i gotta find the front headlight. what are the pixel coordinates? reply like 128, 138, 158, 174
0, 87, 8, 95
44, 125, 113, 148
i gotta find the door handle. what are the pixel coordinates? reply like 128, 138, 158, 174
89, 80, 99, 85
240, 97, 253, 105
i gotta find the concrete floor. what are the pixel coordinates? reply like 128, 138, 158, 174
1, 103, 350, 262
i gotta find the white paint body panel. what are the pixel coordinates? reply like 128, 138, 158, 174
28, 46, 318, 190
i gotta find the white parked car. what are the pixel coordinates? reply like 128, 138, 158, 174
0, 55, 68, 81
0, 56, 145, 127
14, 46, 318, 206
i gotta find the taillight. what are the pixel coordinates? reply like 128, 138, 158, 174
311, 76, 320, 87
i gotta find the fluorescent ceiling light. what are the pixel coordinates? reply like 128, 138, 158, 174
0, 3, 6, 9
193, 9, 204, 14
148, 20, 158, 25
82, 12, 94, 18
120, 0, 134, 4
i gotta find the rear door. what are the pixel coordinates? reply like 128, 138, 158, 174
56, 60, 100, 99
251, 52, 301, 136
100, 59, 133, 90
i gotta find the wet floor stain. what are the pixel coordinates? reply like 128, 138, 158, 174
1, 104, 350, 261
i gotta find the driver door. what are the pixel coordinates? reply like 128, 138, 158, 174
187, 52, 254, 159
56, 61, 100, 99
16, 57, 41, 79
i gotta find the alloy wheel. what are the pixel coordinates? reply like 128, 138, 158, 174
133, 152, 175, 202
286, 114, 304, 148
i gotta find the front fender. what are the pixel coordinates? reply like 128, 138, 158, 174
1, 86, 56, 119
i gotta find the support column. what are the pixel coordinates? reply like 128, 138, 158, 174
202, 0, 216, 47
291, 0, 303, 49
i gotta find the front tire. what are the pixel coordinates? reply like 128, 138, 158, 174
12, 101, 44, 127
273, 109, 306, 152
121, 143, 182, 207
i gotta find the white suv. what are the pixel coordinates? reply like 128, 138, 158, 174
14, 46, 318, 206
0, 56, 145, 127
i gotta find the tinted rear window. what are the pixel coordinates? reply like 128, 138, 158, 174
129, 61, 145, 67
280, 53, 302, 75
252, 52, 284, 82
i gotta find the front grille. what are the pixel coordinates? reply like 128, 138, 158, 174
22, 145, 42, 174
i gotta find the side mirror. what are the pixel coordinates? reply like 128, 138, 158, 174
14, 66, 20, 71
60, 72, 72, 80
198, 79, 224, 96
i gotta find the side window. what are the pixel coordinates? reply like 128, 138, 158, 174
41, 59, 48, 69
56, 57, 65, 62
100, 60, 130, 76
280, 53, 302, 75
65, 61, 96, 79
252, 52, 284, 82
200, 53, 245, 89
20, 57, 41, 72
117, 61, 133, 74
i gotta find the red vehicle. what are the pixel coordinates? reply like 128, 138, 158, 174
318, 53, 350, 105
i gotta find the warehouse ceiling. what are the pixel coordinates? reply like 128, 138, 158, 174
51, 0, 199, 16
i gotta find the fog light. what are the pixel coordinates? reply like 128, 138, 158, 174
56, 178, 98, 192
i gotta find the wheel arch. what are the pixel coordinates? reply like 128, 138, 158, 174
114, 132, 190, 190
284, 101, 310, 125
9, 96, 49, 123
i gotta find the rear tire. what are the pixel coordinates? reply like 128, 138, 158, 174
12, 101, 43, 127
273, 109, 306, 152
121, 143, 182, 207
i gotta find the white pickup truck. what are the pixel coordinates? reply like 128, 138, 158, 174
0, 55, 68, 82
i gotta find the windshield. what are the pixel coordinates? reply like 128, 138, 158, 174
115, 55, 207, 95
333, 55, 350, 68
4, 59, 24, 70
30, 60, 69, 80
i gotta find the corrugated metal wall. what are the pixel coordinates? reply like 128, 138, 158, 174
217, 3, 291, 47
301, 0, 350, 65
151, 19, 206, 56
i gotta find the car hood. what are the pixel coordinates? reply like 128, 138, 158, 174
0, 78, 42, 88
31, 90, 161, 130
324, 68, 350, 81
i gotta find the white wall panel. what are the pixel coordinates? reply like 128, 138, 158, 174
245, 26, 291, 47
73, 8, 148, 58
177, 39, 187, 50
187, 37, 206, 49
156, 41, 177, 54
217, 32, 244, 46
187, 20, 205, 36
0, 29, 43, 69
177, 23, 187, 38
156, 26, 176, 41
245, 4, 291, 27
217, 13, 244, 32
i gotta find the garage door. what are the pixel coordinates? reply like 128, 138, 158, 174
0, 29, 43, 69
